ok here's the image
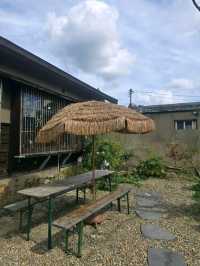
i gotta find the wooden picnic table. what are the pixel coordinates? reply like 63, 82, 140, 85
18, 169, 114, 249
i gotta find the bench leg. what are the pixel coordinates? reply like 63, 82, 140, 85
77, 221, 84, 257
117, 198, 121, 212
76, 188, 79, 203
27, 198, 33, 241
65, 230, 69, 253
83, 188, 86, 202
108, 176, 112, 192
48, 197, 54, 250
19, 209, 23, 231
126, 193, 130, 214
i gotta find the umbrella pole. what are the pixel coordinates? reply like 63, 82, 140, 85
92, 135, 96, 200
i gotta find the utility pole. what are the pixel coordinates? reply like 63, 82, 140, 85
129, 88, 134, 107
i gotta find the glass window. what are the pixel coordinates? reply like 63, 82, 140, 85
176, 120, 184, 130
175, 120, 197, 130
185, 120, 193, 129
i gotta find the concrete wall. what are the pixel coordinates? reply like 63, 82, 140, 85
145, 111, 200, 149
108, 110, 200, 160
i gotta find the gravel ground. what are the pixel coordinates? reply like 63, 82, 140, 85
0, 178, 200, 266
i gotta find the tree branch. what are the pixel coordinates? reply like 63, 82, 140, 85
192, 0, 200, 12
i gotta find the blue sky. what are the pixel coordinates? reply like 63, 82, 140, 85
1, 0, 200, 106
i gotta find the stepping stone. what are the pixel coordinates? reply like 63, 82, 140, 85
138, 206, 167, 213
136, 191, 161, 200
136, 209, 162, 220
141, 224, 176, 240
148, 248, 186, 266
136, 197, 161, 208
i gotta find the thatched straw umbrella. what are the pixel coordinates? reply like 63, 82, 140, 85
37, 101, 155, 198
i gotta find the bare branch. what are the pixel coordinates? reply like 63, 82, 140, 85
192, 0, 200, 12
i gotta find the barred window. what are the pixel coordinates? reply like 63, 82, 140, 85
19, 86, 82, 156
174, 120, 197, 130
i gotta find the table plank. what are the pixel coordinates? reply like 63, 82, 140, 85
18, 170, 113, 198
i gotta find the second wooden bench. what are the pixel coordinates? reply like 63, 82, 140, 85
52, 185, 132, 257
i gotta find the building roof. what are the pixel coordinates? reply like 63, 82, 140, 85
0, 36, 117, 103
138, 102, 200, 114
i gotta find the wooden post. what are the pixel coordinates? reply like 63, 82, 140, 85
92, 135, 96, 200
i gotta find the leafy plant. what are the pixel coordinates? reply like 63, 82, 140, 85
192, 175, 200, 202
82, 137, 125, 171
135, 157, 166, 180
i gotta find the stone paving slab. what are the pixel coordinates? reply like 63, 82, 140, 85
141, 224, 176, 240
135, 209, 162, 220
148, 248, 186, 266
136, 191, 161, 200
136, 197, 161, 208
137, 206, 167, 213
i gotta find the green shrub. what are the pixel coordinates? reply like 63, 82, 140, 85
135, 157, 166, 180
82, 137, 139, 189
82, 137, 125, 171
192, 178, 200, 201
97, 172, 141, 191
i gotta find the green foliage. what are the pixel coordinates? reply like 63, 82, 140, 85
114, 172, 141, 186
82, 137, 139, 189
135, 157, 166, 180
82, 137, 125, 171
97, 172, 141, 191
192, 178, 200, 202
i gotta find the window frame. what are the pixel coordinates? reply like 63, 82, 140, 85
174, 119, 197, 131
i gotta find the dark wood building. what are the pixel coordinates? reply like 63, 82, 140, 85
0, 36, 117, 177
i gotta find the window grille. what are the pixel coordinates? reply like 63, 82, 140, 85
19, 87, 82, 156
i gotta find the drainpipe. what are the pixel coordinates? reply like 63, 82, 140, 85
0, 79, 2, 147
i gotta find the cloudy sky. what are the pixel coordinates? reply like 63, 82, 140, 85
1, 0, 200, 106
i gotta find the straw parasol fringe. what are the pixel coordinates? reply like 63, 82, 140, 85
37, 101, 155, 144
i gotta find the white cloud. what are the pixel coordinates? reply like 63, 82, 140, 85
169, 78, 195, 90
135, 89, 175, 105
46, 0, 135, 80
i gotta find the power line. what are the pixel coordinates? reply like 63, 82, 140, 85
134, 90, 200, 98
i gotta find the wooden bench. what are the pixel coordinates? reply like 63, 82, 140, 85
3, 198, 44, 230
52, 185, 132, 257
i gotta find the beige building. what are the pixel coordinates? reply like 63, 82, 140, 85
112, 102, 200, 160
139, 102, 200, 148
